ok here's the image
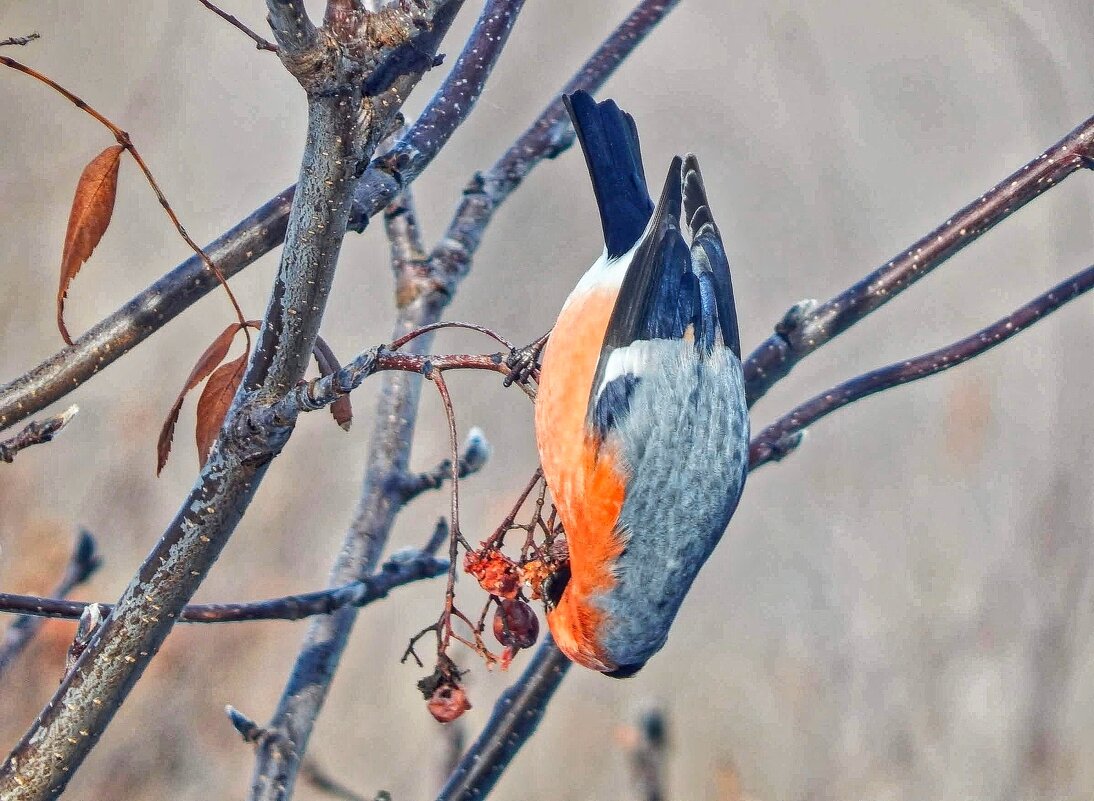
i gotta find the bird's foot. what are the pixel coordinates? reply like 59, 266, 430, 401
504, 331, 551, 387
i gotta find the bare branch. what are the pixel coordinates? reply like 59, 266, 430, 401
0, 33, 39, 47
0, 0, 491, 433
0, 6, 456, 796
249, 6, 529, 792
0, 0, 677, 433
0, 530, 100, 679
749, 262, 1094, 469
743, 114, 1094, 407
623, 709, 670, 801
0, 546, 446, 624
264, 0, 318, 55
384, 182, 427, 269
398, 427, 491, 502
435, 638, 570, 801
256, 346, 527, 433
196, 0, 278, 51
0, 404, 78, 464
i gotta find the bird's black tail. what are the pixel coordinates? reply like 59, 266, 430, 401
564, 91, 655, 259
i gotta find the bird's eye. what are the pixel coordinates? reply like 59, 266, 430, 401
542, 562, 571, 612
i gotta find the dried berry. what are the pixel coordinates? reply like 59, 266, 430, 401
427, 682, 471, 723
518, 558, 552, 600
492, 599, 540, 649
464, 548, 520, 599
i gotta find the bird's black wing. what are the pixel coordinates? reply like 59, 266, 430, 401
587, 157, 702, 439
682, 154, 741, 358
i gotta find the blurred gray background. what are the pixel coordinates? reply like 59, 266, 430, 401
2, 1, 1093, 799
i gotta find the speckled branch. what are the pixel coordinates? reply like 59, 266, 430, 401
743, 114, 1094, 407
246, 4, 541, 796
0, 5, 458, 797
248, 14, 523, 800
0, 531, 100, 679
748, 262, 1094, 469
0, 545, 446, 625
0, 0, 494, 433
0, 405, 78, 464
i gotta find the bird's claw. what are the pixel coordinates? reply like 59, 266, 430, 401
504, 333, 550, 387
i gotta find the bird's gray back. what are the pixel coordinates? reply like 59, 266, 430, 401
596, 341, 748, 668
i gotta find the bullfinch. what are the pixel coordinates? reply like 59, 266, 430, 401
534, 91, 749, 677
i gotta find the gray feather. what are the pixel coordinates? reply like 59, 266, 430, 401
590, 341, 749, 669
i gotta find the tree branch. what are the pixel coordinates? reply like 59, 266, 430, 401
0, 404, 78, 464
0, 0, 484, 434
0, 530, 100, 679
748, 262, 1094, 469
623, 709, 670, 801
248, 4, 529, 793
0, 33, 39, 48
0, 6, 455, 796
0, 544, 446, 625
251, 6, 683, 793
265, 0, 318, 55
397, 427, 491, 503
743, 114, 1094, 407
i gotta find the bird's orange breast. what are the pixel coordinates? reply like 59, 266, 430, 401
535, 285, 628, 670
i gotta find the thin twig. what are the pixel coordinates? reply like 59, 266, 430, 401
622, 709, 670, 801
748, 262, 1094, 469
196, 0, 279, 51
0, 404, 78, 464
0, 33, 39, 47
0, 547, 446, 624
398, 427, 491, 502
389, 320, 515, 351
259, 347, 530, 430
0, 530, 100, 678
0, 5, 452, 795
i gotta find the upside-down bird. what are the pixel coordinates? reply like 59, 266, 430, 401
534, 91, 749, 677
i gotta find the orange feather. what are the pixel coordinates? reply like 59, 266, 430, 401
535, 285, 628, 670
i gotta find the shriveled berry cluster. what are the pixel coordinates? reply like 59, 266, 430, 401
408, 470, 568, 723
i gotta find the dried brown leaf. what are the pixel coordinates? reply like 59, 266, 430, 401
312, 335, 353, 431
57, 143, 125, 345
195, 353, 247, 467
156, 323, 244, 474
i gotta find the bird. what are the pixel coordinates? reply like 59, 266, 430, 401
533, 91, 749, 678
